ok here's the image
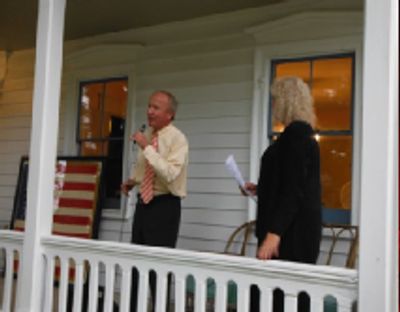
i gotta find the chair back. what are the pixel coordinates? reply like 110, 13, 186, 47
322, 223, 359, 269
224, 220, 256, 256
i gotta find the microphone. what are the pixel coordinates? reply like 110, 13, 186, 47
133, 124, 146, 145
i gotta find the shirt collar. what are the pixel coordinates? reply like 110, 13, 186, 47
152, 123, 173, 136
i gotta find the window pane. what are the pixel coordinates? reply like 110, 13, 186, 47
273, 61, 311, 132
312, 57, 353, 131
319, 135, 352, 210
80, 141, 107, 157
103, 80, 128, 138
79, 83, 104, 141
275, 61, 311, 82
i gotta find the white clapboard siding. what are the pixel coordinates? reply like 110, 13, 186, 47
0, 175, 18, 187
0, 50, 34, 226
0, 186, 14, 197
0, 128, 31, 141
187, 178, 244, 194
136, 47, 254, 76
181, 207, 247, 226
0, 89, 33, 105
189, 148, 249, 163
0, 141, 30, 154
0, 116, 32, 129
136, 64, 253, 90
136, 81, 253, 105
0, 161, 20, 175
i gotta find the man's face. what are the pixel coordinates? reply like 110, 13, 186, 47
147, 92, 174, 131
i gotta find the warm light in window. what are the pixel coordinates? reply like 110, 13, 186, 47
314, 134, 320, 142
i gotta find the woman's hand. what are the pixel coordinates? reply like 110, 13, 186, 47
257, 232, 281, 260
239, 182, 257, 196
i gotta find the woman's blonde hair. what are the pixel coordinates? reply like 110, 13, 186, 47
270, 76, 316, 128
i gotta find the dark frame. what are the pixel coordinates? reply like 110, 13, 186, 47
76, 77, 128, 209
10, 156, 106, 239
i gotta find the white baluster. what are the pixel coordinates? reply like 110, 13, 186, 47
310, 295, 324, 312
72, 259, 84, 312
3, 248, 14, 312
284, 292, 298, 312
58, 257, 70, 312
43, 254, 55, 312
119, 265, 132, 312
194, 276, 207, 312
215, 278, 227, 312
137, 268, 149, 312
88, 261, 99, 312
337, 298, 353, 312
260, 287, 273, 312
104, 262, 116, 311
155, 270, 167, 312
175, 272, 186, 312
237, 282, 250, 312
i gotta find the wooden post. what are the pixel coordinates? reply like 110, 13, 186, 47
16, 0, 66, 310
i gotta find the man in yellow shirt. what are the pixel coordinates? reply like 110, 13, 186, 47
121, 90, 188, 311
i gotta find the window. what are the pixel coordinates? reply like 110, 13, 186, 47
270, 54, 355, 223
77, 77, 128, 208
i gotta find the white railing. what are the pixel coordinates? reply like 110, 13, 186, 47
0, 230, 24, 312
42, 235, 358, 312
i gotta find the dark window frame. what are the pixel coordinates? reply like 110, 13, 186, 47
76, 76, 128, 209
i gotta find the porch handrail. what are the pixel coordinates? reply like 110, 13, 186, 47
41, 235, 358, 312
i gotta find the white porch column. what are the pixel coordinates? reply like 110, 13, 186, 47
359, 0, 398, 311
16, 0, 66, 311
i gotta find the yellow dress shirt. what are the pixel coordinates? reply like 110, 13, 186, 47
131, 123, 189, 198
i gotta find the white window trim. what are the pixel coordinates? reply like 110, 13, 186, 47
249, 36, 363, 224
62, 44, 142, 220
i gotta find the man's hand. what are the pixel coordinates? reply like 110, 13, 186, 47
131, 131, 148, 150
257, 232, 281, 260
121, 179, 136, 196
239, 182, 257, 196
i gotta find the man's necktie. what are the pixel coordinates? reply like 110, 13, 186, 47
140, 134, 158, 204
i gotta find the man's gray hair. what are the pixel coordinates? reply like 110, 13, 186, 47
154, 90, 178, 115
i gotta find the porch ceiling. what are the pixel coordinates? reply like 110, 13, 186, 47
0, 0, 284, 51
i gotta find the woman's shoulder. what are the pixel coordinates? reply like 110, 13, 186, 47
278, 121, 316, 153
283, 121, 314, 138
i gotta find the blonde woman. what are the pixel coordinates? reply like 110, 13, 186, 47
243, 76, 322, 312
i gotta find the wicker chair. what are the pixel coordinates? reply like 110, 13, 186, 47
224, 220, 256, 256
322, 222, 359, 269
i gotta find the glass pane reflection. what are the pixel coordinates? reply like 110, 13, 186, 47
319, 135, 352, 210
313, 58, 353, 131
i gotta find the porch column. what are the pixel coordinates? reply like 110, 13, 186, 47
359, 0, 398, 311
16, 0, 66, 311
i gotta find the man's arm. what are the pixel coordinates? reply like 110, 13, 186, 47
143, 137, 188, 183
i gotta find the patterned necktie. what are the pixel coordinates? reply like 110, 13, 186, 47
140, 133, 158, 204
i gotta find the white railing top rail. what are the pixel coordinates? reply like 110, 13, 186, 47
0, 230, 24, 248
42, 235, 358, 293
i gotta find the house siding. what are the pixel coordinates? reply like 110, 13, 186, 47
0, 51, 34, 228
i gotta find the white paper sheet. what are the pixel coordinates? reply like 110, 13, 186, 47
225, 155, 245, 187
225, 154, 257, 202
